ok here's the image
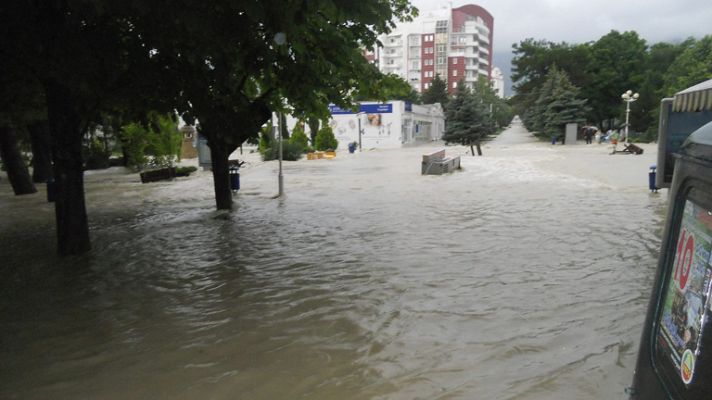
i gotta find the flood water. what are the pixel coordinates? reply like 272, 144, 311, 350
1, 122, 666, 399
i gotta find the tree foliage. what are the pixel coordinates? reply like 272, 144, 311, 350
421, 74, 449, 107
541, 68, 588, 135
661, 36, 712, 96
442, 80, 496, 155
511, 31, 711, 138
0, 0, 419, 254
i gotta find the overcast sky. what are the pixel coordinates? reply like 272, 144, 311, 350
410, 0, 712, 53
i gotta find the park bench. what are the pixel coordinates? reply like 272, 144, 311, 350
421, 149, 461, 175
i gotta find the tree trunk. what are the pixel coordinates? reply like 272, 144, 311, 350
469, 142, 475, 157
209, 141, 233, 210
27, 121, 53, 183
0, 125, 38, 195
307, 117, 319, 146
46, 81, 91, 255
476, 141, 482, 156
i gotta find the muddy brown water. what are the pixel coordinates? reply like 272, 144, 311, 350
0, 122, 666, 399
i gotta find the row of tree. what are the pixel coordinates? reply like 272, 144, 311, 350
0, 1, 418, 255
422, 74, 513, 155
511, 32, 712, 137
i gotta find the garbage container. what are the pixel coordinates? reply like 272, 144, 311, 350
648, 164, 658, 192
348, 142, 356, 153
229, 166, 240, 191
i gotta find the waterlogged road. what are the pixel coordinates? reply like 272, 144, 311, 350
0, 122, 666, 399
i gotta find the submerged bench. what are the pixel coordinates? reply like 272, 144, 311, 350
140, 167, 176, 183
421, 149, 461, 175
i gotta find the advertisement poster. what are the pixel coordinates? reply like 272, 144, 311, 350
658, 200, 712, 384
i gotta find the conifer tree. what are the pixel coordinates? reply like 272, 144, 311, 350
421, 74, 449, 108
543, 69, 589, 136
442, 80, 493, 156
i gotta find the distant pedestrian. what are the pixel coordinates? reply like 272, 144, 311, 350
583, 127, 593, 144
611, 130, 620, 152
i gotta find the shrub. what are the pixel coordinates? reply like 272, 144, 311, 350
119, 113, 182, 171
145, 114, 182, 168
258, 124, 273, 154
119, 122, 148, 170
261, 142, 304, 161
314, 125, 338, 151
176, 166, 198, 177
289, 121, 310, 153
83, 136, 111, 170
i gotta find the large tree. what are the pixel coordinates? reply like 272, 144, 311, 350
584, 30, 648, 128
510, 39, 592, 119
541, 68, 589, 136
1, 2, 183, 254
1, 1, 419, 253
140, 1, 418, 210
443, 80, 494, 156
661, 35, 712, 96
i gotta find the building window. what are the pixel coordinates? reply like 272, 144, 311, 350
437, 56, 445, 64
453, 70, 458, 77
453, 82, 457, 88
436, 44, 445, 52
453, 58, 458, 64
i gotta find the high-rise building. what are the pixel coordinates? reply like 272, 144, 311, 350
372, 4, 494, 95
491, 66, 505, 98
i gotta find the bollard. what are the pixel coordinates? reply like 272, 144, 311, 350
648, 164, 658, 193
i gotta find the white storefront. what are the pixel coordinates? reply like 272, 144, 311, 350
328, 101, 444, 149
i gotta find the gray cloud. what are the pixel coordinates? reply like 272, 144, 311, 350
411, 0, 712, 52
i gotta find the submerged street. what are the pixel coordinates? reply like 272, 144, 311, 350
1, 121, 666, 399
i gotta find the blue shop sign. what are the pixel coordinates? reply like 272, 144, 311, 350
329, 103, 393, 114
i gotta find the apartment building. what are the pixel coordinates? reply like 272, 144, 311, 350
372, 4, 494, 95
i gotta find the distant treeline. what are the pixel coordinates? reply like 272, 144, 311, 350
510, 31, 712, 138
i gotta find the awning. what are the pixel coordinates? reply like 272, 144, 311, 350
673, 79, 712, 112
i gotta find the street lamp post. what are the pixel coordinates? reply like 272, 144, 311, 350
272, 112, 284, 197
621, 90, 639, 144
356, 112, 364, 151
